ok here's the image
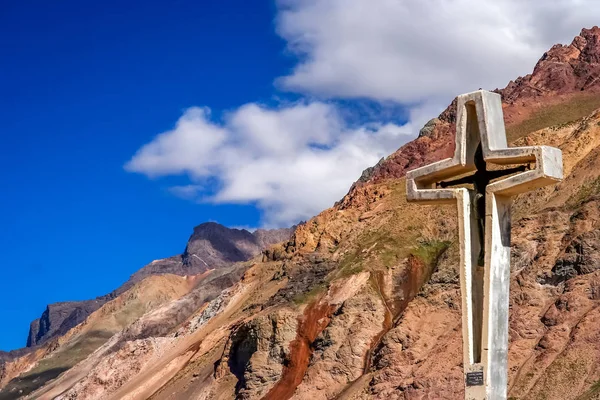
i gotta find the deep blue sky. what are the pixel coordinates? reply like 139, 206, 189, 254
0, 0, 298, 351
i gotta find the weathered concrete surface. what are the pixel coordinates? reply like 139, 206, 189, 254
406, 90, 563, 399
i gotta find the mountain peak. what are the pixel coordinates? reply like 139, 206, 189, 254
192, 221, 248, 233
22, 221, 293, 351
348, 27, 600, 190
503, 26, 600, 104
183, 222, 292, 271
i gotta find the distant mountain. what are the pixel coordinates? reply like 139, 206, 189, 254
0, 349, 30, 364
26, 298, 111, 348
24, 222, 293, 349
128, 222, 293, 284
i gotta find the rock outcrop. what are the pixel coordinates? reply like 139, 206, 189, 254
363, 26, 600, 187
26, 299, 110, 348
180, 222, 293, 273
24, 222, 292, 350
128, 222, 293, 285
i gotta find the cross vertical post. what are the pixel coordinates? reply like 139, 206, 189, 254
406, 90, 563, 400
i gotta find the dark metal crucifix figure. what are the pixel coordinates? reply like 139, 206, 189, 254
438, 144, 529, 267
406, 90, 562, 400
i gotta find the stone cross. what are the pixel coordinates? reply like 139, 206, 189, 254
406, 90, 563, 400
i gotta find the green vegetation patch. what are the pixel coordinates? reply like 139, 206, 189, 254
566, 176, 600, 209
576, 379, 600, 400
0, 329, 116, 400
410, 240, 450, 268
32, 329, 114, 373
506, 94, 600, 142
336, 230, 412, 279
292, 283, 327, 305
336, 262, 364, 279
0, 367, 69, 400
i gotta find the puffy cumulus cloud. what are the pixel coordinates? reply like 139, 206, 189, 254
276, 0, 600, 104
129, 1, 596, 227
124, 107, 227, 178
125, 103, 412, 227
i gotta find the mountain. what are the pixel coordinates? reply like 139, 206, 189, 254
127, 222, 293, 284
3, 27, 600, 400
23, 222, 293, 349
368, 26, 600, 185
25, 298, 112, 348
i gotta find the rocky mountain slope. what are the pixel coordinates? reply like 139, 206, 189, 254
3, 27, 600, 400
16, 223, 291, 356
127, 222, 293, 284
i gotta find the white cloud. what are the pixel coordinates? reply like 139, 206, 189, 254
276, 0, 600, 105
168, 184, 204, 200
124, 107, 227, 178
126, 103, 412, 227
128, 0, 598, 227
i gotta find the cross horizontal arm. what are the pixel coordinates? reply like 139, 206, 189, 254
406, 158, 474, 204
487, 146, 562, 196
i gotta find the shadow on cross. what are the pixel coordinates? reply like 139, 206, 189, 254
436, 143, 531, 265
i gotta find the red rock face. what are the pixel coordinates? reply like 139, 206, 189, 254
262, 301, 336, 400
505, 27, 600, 101
362, 27, 600, 189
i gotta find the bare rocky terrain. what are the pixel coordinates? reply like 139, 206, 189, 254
3, 27, 600, 400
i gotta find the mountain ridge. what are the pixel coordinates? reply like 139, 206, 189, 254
22, 222, 293, 350
358, 26, 600, 189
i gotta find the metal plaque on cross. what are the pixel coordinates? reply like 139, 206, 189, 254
406, 90, 563, 400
